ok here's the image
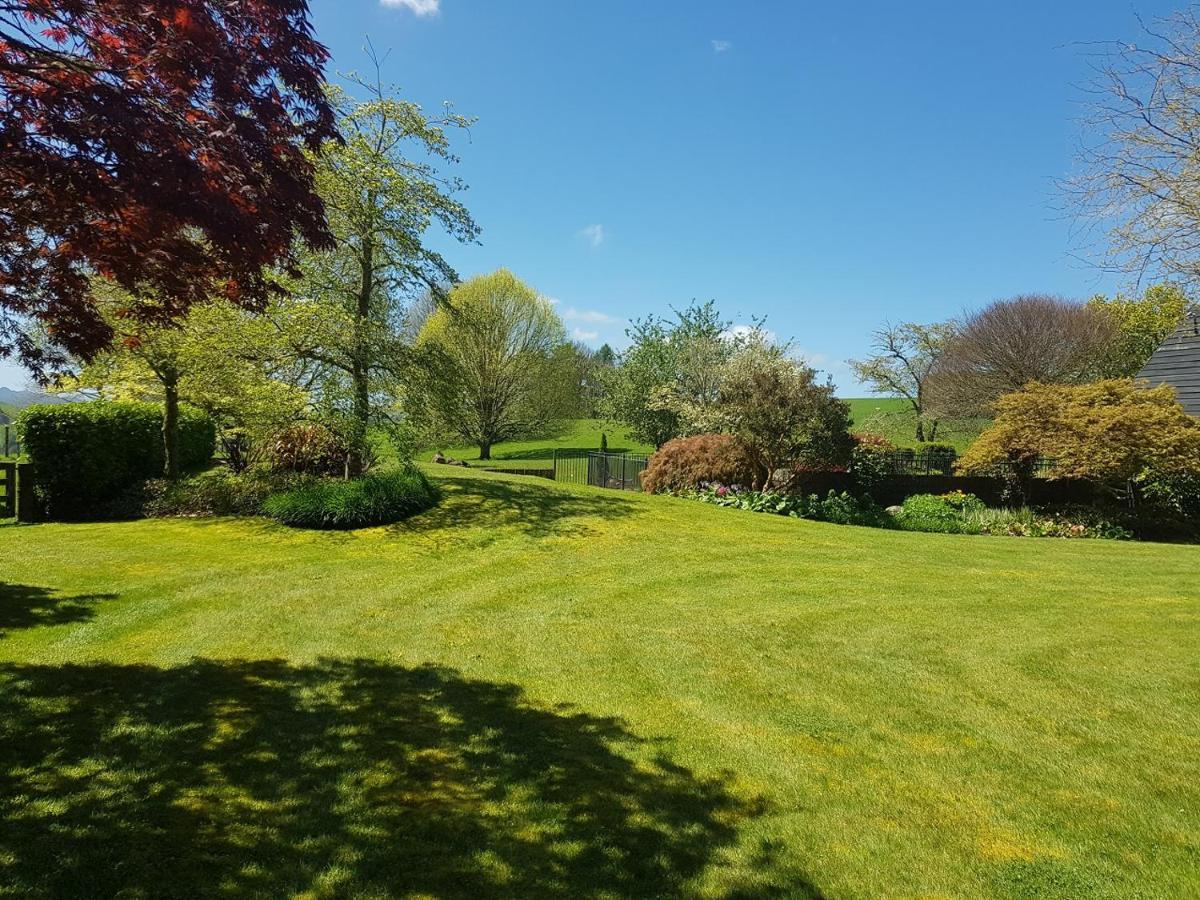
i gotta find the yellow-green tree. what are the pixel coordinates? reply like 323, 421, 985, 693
958, 379, 1200, 495
1087, 283, 1191, 377
412, 270, 566, 459
64, 289, 306, 477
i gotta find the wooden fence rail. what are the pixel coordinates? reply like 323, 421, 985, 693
0, 462, 35, 521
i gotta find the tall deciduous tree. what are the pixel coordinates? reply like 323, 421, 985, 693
412, 270, 566, 460
849, 322, 955, 442
281, 76, 478, 474
600, 301, 738, 448
0, 0, 337, 374
1071, 10, 1200, 291
926, 295, 1114, 417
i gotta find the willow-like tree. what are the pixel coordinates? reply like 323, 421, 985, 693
413, 270, 566, 460
281, 74, 478, 474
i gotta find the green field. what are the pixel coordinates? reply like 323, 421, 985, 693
846, 397, 990, 451
418, 418, 655, 470
1, 465, 1196, 897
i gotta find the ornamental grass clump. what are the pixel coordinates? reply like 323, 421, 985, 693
263, 468, 439, 530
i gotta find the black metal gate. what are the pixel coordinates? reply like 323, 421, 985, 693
553, 450, 648, 492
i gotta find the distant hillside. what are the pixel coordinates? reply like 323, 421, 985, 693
846, 397, 989, 452
0, 387, 73, 409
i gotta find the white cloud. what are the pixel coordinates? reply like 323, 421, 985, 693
722, 323, 777, 344
381, 0, 440, 15
561, 306, 619, 325
572, 328, 600, 342
711, 39, 732, 53
578, 224, 606, 248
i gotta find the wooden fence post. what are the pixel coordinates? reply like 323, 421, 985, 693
15, 462, 37, 522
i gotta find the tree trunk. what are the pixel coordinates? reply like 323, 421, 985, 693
347, 232, 374, 478
915, 419, 925, 443
348, 363, 370, 478
479, 440, 492, 460
163, 377, 180, 480
929, 419, 939, 441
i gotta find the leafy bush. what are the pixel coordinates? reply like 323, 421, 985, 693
920, 443, 958, 474
684, 484, 891, 527
897, 493, 983, 534
18, 401, 214, 519
848, 433, 897, 489
263, 468, 439, 530
642, 433, 755, 494
1135, 467, 1200, 518
961, 505, 1132, 540
143, 469, 315, 518
266, 422, 353, 476
958, 380, 1200, 490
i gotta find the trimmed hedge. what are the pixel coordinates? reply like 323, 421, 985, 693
263, 468, 439, 530
18, 401, 215, 519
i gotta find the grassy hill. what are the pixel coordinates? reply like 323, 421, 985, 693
422, 404, 988, 470
847, 396, 990, 451
418, 418, 654, 470
0, 466, 1195, 897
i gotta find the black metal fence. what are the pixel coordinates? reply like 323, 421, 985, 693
553, 450, 649, 492
868, 449, 1057, 477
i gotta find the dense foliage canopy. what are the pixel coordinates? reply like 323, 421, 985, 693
0, 0, 336, 374
957, 379, 1200, 489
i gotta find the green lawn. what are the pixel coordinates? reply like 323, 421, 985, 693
847, 397, 990, 451
418, 418, 654, 470
1, 466, 1197, 897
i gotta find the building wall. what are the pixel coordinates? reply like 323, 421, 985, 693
1139, 308, 1200, 417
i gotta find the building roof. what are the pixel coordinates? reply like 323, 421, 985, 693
1138, 306, 1200, 417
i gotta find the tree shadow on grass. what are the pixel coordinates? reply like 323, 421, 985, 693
0, 659, 816, 898
401, 472, 641, 544
0, 582, 115, 637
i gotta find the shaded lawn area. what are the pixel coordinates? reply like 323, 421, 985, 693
0, 466, 1198, 897
416, 418, 654, 470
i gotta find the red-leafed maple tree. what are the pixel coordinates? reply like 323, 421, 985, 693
0, 0, 337, 375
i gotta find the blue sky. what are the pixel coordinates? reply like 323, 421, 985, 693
0, 0, 1181, 393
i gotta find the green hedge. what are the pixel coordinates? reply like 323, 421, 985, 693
263, 468, 439, 530
18, 401, 215, 519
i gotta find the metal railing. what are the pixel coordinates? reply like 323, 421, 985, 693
553, 450, 649, 492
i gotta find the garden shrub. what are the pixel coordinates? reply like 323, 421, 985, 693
848, 433, 897, 490
18, 401, 214, 519
684, 484, 891, 527
143, 469, 315, 518
266, 422, 353, 476
641, 433, 755, 494
263, 467, 439, 530
896, 493, 982, 534
920, 443, 958, 474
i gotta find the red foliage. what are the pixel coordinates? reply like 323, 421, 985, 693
0, 0, 337, 374
641, 433, 756, 494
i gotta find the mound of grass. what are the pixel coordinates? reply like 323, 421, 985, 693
263, 468, 439, 529
0, 466, 1196, 896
